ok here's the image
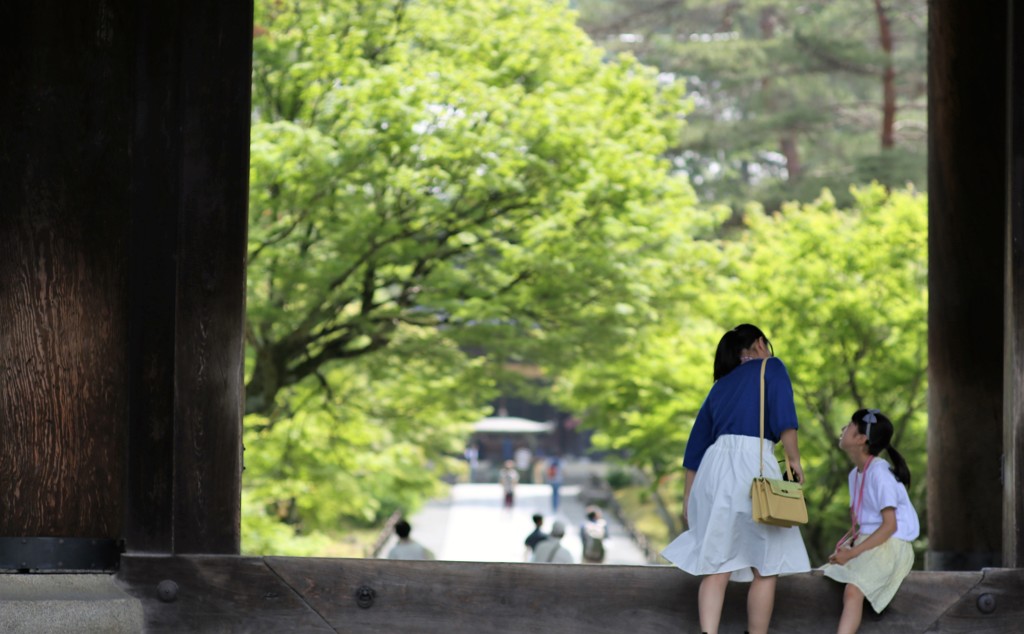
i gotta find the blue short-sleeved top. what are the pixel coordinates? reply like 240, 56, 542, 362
683, 357, 799, 471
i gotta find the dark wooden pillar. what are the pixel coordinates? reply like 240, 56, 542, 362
0, 0, 251, 562
0, 3, 133, 542
125, 0, 252, 555
927, 0, 1007, 569
1005, 0, 1024, 569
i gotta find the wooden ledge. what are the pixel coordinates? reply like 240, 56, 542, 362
115, 555, 1022, 633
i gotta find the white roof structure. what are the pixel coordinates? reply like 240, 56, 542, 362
471, 416, 555, 434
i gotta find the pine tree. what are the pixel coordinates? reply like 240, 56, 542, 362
575, 0, 927, 213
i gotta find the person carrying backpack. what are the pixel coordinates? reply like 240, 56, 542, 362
581, 506, 608, 564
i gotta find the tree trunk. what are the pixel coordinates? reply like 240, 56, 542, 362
758, 7, 802, 182
875, 0, 897, 149
780, 135, 802, 182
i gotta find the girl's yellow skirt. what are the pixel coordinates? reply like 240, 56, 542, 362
821, 534, 914, 612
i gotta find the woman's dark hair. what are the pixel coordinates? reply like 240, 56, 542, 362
852, 408, 911, 487
713, 324, 769, 381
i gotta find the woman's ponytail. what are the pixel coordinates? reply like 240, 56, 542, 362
713, 324, 768, 381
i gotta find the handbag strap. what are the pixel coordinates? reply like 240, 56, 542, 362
758, 358, 793, 480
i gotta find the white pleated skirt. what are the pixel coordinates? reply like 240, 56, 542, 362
661, 434, 811, 582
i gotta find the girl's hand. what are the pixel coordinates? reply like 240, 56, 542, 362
681, 496, 689, 528
828, 547, 855, 565
829, 508, 898, 566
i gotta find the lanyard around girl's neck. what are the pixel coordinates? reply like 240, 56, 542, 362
835, 455, 874, 553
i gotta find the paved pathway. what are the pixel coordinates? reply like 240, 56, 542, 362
381, 482, 652, 565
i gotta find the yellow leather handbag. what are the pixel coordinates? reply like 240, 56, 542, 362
750, 358, 808, 527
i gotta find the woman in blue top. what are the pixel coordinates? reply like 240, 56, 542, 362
662, 324, 811, 634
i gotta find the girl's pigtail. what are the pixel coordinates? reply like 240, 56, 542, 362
886, 444, 912, 488
853, 408, 912, 488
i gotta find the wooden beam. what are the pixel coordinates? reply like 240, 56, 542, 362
1005, 0, 1024, 569
123, 0, 252, 555
125, 0, 184, 554
116, 556, 1024, 633
0, 0, 250, 554
0, 2, 132, 540
927, 0, 1007, 570
167, 0, 251, 556
118, 556, 331, 631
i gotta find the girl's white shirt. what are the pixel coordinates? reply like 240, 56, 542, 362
849, 457, 920, 542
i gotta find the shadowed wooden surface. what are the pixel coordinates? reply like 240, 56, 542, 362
0, 2, 131, 540
125, 0, 251, 556
1004, 0, 1024, 570
1, 0, 249, 554
118, 555, 333, 632
927, 0, 1008, 570
116, 555, 1022, 633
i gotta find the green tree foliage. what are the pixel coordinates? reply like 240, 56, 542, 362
574, 0, 927, 213
244, 0, 703, 551
554, 185, 927, 563
242, 328, 493, 554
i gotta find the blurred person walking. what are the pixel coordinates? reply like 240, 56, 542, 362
499, 460, 519, 509
524, 513, 547, 560
581, 506, 608, 564
387, 520, 435, 561
514, 445, 533, 482
547, 457, 565, 512
531, 521, 573, 564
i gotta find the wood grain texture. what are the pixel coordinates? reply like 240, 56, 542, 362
1, 0, 249, 552
118, 556, 333, 632
124, 0, 251, 555
267, 558, 688, 633
1004, 0, 1024, 570
265, 558, 984, 633
931, 568, 1024, 632
926, 0, 1007, 568
0, 1, 131, 538
168, 0, 251, 555
115, 556, 1023, 633
124, 0, 184, 554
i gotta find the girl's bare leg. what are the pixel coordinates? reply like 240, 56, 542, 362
698, 572, 730, 634
746, 568, 777, 634
837, 584, 865, 634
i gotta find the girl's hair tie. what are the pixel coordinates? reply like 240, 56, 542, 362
863, 408, 881, 440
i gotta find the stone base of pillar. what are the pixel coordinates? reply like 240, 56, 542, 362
0, 574, 143, 633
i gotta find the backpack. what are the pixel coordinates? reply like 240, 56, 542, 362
583, 528, 604, 561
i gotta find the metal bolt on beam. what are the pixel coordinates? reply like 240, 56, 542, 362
977, 593, 997, 614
